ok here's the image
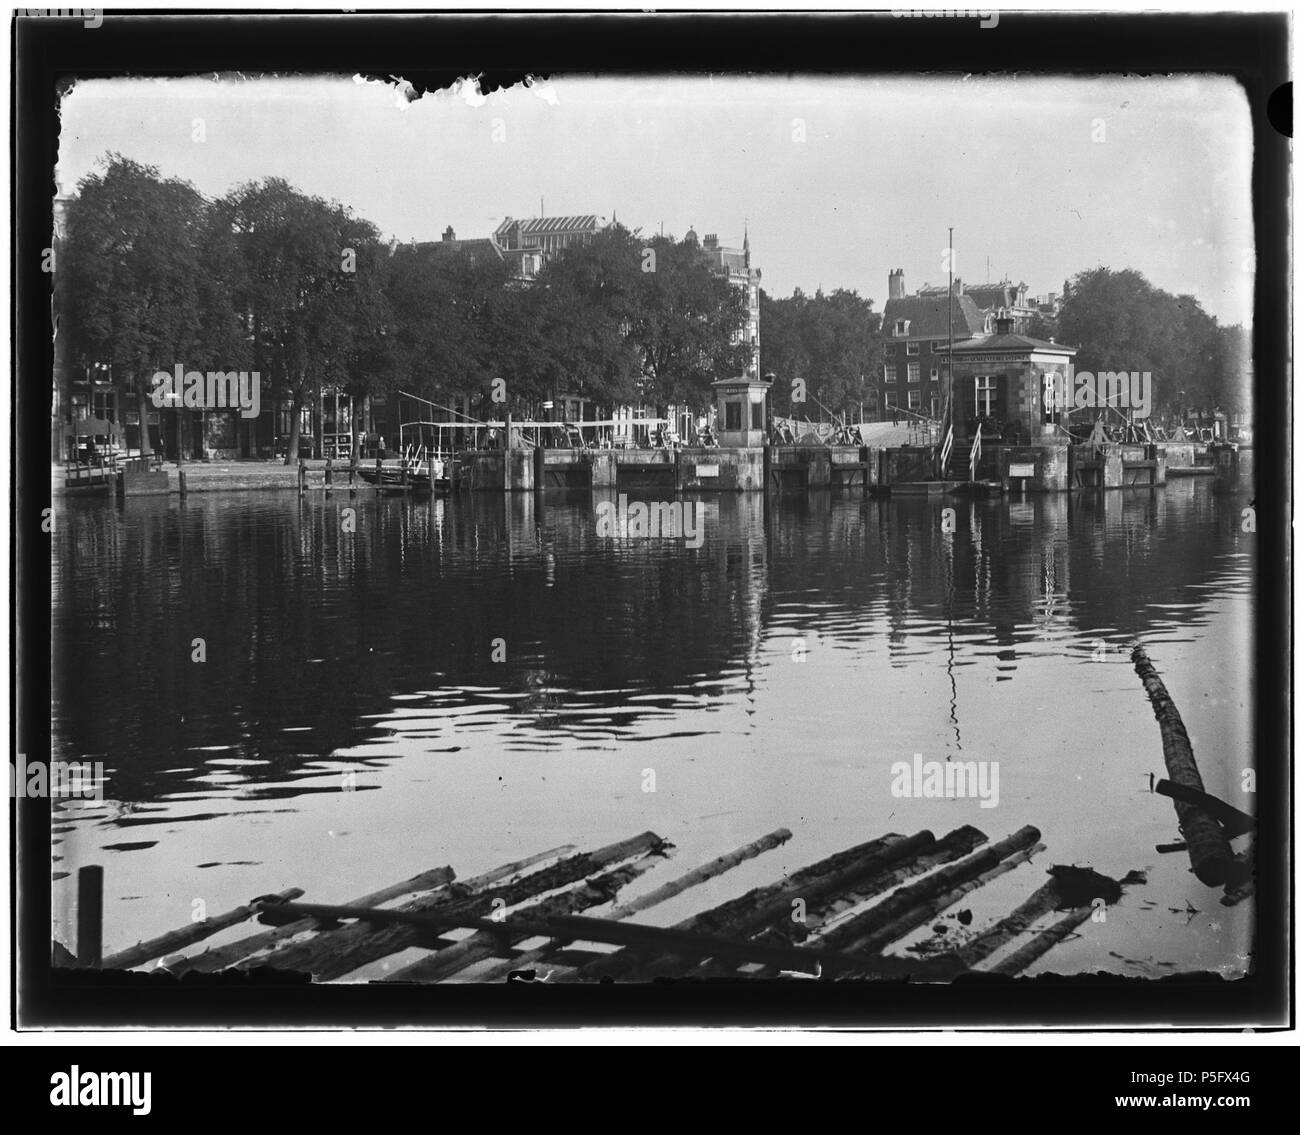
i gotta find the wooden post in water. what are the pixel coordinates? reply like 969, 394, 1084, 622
298, 458, 307, 496
76, 865, 103, 969
1131, 643, 1235, 886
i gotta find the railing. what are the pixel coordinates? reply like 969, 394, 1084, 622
970, 422, 982, 482
938, 423, 953, 478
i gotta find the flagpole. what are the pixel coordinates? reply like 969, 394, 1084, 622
947, 227, 954, 470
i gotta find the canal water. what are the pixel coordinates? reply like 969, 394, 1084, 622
51, 480, 1255, 979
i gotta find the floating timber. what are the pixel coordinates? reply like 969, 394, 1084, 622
1131, 642, 1246, 894
65, 823, 1139, 982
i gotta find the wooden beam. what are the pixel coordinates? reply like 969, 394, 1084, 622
172, 864, 459, 975
1131, 644, 1235, 886
76, 866, 103, 969
1155, 779, 1254, 839
569, 830, 935, 982
815, 826, 1041, 954
380, 855, 666, 982
983, 906, 1092, 976
245, 832, 666, 981
831, 843, 1044, 965
103, 886, 304, 972
469, 829, 794, 983
950, 881, 1063, 968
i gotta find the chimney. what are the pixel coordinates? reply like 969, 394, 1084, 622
442, 226, 456, 242
954, 277, 964, 296
888, 268, 905, 300
703, 233, 719, 250
994, 308, 1015, 335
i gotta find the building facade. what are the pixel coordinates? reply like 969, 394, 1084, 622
950, 313, 1078, 441
691, 228, 761, 380
878, 268, 986, 420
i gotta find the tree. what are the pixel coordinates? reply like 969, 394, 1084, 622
630, 233, 750, 412
538, 226, 749, 417
1057, 266, 1234, 420
760, 287, 883, 419
224, 179, 381, 463
59, 155, 241, 455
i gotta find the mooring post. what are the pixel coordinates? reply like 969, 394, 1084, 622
324, 455, 333, 492
77, 865, 103, 969
298, 457, 307, 495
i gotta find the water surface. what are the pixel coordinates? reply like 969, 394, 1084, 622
52, 480, 1255, 978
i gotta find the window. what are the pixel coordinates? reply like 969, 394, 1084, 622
885, 391, 898, 408
908, 390, 921, 410
975, 375, 996, 416
724, 401, 741, 431
751, 401, 763, 430
930, 368, 940, 382
893, 319, 910, 336
884, 364, 897, 384
906, 341, 921, 355
907, 363, 920, 383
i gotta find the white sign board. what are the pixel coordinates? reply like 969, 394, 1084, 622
695, 464, 720, 477
1008, 463, 1035, 478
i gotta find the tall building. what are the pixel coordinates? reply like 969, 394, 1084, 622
689, 226, 761, 380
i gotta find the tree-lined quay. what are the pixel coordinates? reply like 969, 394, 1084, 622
54, 155, 1250, 473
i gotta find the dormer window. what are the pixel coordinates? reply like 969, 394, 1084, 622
893, 319, 910, 336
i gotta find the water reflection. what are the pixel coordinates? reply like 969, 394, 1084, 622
54, 482, 1251, 806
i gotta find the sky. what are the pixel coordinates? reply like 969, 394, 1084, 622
56, 73, 1255, 326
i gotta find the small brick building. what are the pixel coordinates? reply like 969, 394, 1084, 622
950, 314, 1077, 442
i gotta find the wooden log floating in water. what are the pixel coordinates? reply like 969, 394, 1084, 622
1130, 643, 1236, 887
1154, 779, 1254, 839
248, 832, 667, 980
470, 828, 795, 983
103, 886, 304, 971
173, 865, 458, 976
381, 854, 664, 982
779, 825, 988, 943
983, 906, 1093, 977
614, 828, 793, 917
831, 842, 1046, 969
109, 825, 1124, 983
571, 830, 936, 982
815, 826, 1041, 955
952, 880, 1064, 969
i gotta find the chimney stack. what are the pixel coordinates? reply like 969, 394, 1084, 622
994, 308, 1015, 335
888, 268, 905, 300
442, 226, 456, 242
703, 233, 719, 250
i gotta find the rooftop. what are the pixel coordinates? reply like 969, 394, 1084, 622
882, 294, 985, 339
953, 331, 1077, 354
495, 215, 604, 238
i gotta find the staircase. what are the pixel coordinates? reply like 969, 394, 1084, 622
948, 439, 972, 478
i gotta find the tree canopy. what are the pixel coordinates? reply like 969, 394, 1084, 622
1057, 267, 1250, 418
760, 287, 883, 419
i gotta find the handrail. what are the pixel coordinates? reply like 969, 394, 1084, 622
970, 422, 982, 482
938, 423, 953, 478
